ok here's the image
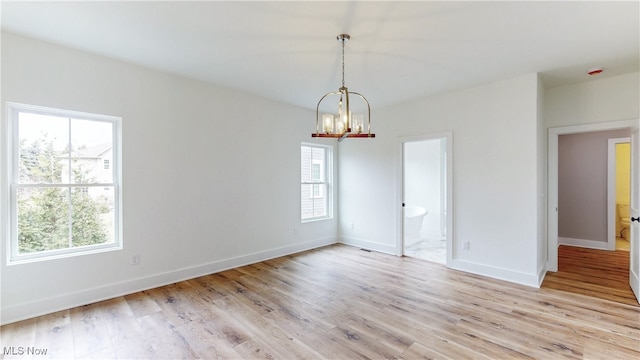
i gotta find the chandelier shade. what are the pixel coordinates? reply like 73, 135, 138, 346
312, 34, 375, 142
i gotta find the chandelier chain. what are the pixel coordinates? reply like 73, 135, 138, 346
341, 37, 345, 88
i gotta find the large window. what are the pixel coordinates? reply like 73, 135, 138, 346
301, 143, 332, 221
6, 103, 122, 263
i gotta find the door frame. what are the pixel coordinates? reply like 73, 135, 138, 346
607, 137, 630, 250
395, 132, 453, 266
548, 119, 636, 271
629, 127, 639, 302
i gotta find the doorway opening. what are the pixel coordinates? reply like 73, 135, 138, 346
548, 120, 635, 271
556, 130, 630, 251
609, 138, 631, 252
547, 119, 638, 304
400, 134, 452, 265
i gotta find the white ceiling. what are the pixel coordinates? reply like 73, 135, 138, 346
2, 1, 639, 110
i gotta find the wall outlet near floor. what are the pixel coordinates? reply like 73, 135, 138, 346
351, 223, 355, 230
463, 241, 470, 250
130, 254, 140, 266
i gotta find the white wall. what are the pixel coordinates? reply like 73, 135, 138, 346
0, 32, 337, 325
545, 73, 640, 128
339, 73, 543, 286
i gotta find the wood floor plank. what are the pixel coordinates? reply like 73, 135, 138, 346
123, 291, 161, 318
143, 282, 201, 327
33, 310, 74, 359
1, 244, 639, 359
0, 317, 37, 356
101, 297, 156, 359
174, 317, 244, 359
135, 311, 198, 359
69, 303, 112, 358
323, 324, 405, 359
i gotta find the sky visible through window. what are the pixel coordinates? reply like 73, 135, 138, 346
19, 112, 112, 150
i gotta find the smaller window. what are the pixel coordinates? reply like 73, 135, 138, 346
301, 143, 332, 221
103, 159, 110, 170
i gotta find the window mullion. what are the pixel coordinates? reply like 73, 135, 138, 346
67, 117, 72, 184
67, 187, 72, 248
67, 118, 73, 248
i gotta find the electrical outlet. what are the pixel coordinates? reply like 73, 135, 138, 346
293, 227, 297, 236
351, 223, 355, 230
130, 254, 140, 266
463, 241, 470, 250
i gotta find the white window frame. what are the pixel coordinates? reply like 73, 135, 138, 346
5, 102, 123, 264
301, 142, 333, 222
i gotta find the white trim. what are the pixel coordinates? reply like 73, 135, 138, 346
0, 236, 337, 326
440, 139, 447, 237
548, 119, 637, 272
629, 127, 640, 303
608, 137, 630, 251
340, 236, 396, 255
450, 259, 541, 288
396, 132, 453, 266
558, 237, 609, 250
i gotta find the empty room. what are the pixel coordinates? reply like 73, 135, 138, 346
1, 1, 639, 359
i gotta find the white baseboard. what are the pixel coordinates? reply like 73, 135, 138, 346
558, 237, 609, 250
339, 236, 396, 255
1, 237, 336, 326
537, 262, 547, 287
340, 237, 541, 288
450, 259, 541, 288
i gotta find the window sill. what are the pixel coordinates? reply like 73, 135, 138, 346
7, 244, 123, 266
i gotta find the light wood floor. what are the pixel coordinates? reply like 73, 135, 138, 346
2, 244, 639, 359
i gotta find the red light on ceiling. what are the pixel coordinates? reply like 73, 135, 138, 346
587, 68, 604, 76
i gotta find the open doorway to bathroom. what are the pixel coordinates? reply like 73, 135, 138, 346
402, 136, 449, 264
611, 138, 631, 252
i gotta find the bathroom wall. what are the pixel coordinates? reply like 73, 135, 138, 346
616, 142, 631, 204
558, 129, 630, 245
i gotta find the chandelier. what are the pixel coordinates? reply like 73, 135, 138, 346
312, 34, 375, 141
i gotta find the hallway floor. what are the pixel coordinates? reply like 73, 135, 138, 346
542, 245, 637, 306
